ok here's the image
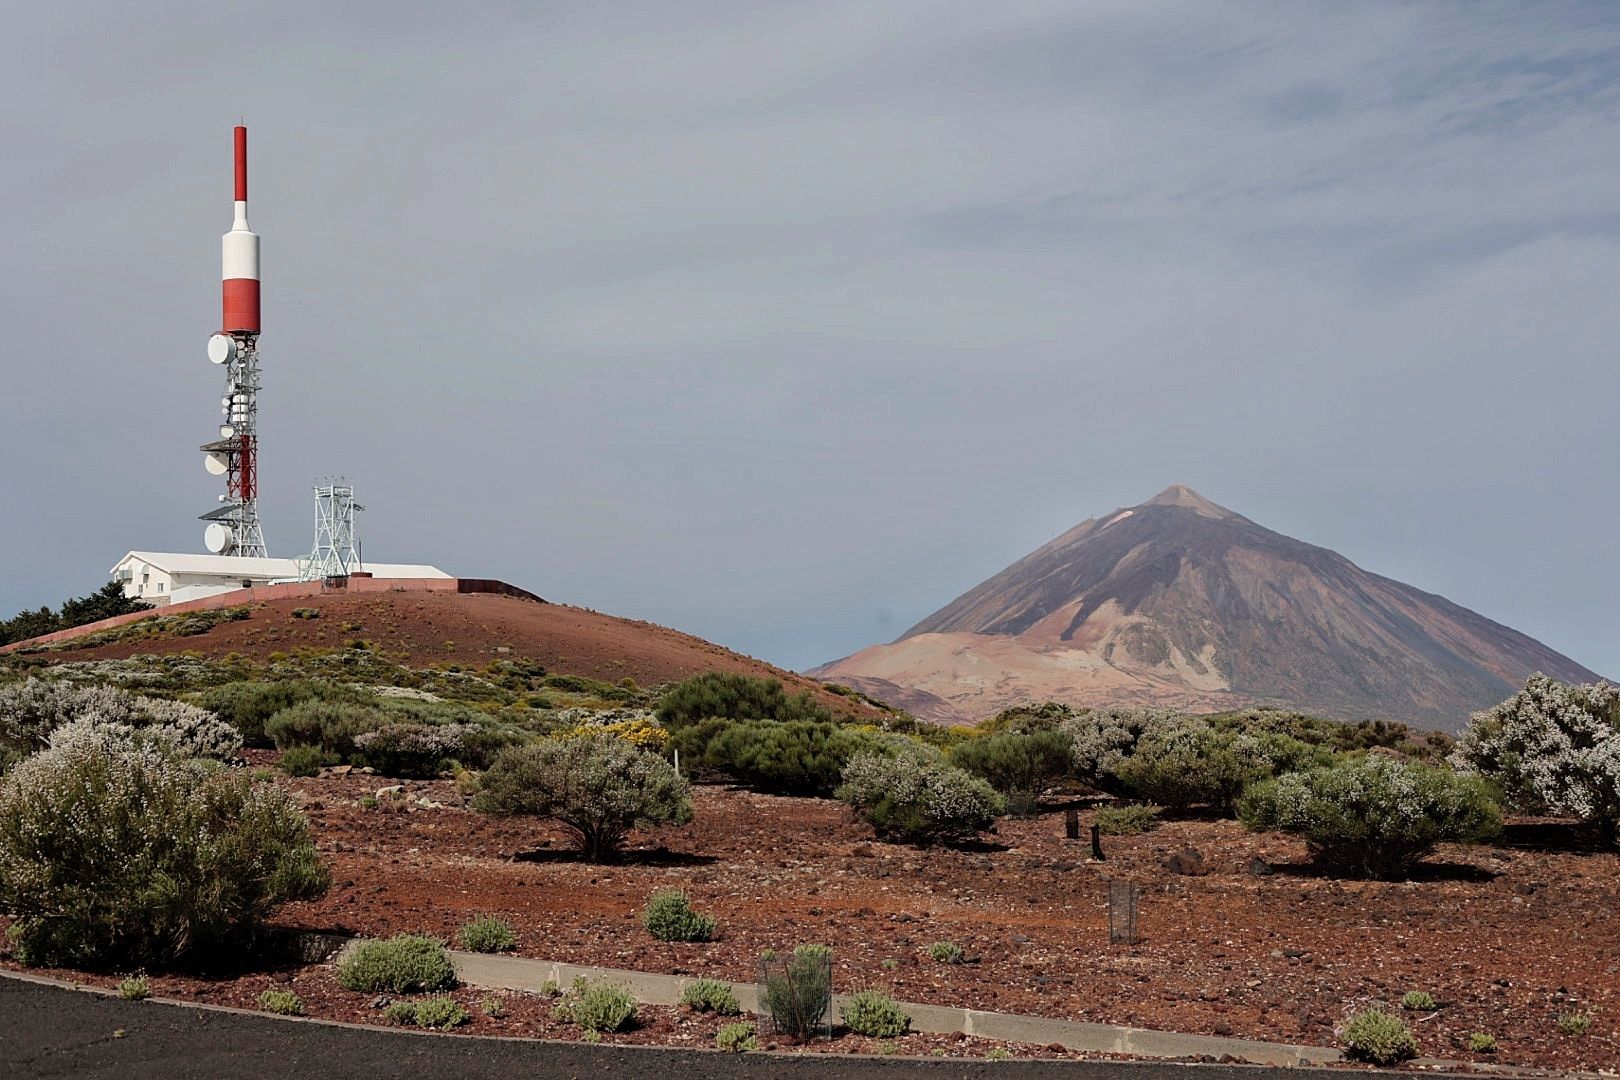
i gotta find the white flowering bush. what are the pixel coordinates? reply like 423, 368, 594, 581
0, 677, 239, 770
1059, 706, 1185, 795
837, 745, 1004, 844
1451, 674, 1620, 845
351, 722, 477, 778
473, 733, 692, 861
0, 728, 328, 967
1238, 756, 1500, 879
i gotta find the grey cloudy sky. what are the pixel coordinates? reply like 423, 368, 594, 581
2, 1, 1616, 679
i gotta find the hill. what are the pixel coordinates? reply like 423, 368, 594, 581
811, 485, 1603, 729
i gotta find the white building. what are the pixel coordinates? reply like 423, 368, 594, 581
111, 551, 451, 606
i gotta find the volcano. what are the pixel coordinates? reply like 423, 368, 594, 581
810, 486, 1603, 729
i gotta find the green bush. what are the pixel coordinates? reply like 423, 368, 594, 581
264, 700, 380, 757
1239, 756, 1501, 879
279, 743, 338, 777
480, 995, 506, 1018
642, 889, 716, 943
927, 941, 963, 964
556, 978, 637, 1033
716, 1021, 758, 1051
1094, 803, 1162, 834
761, 944, 833, 1041
473, 734, 692, 862
457, 914, 517, 953
1558, 1011, 1593, 1036
1341, 1008, 1417, 1065
949, 730, 1072, 797
1401, 990, 1436, 1011
840, 990, 910, 1037
1468, 1032, 1497, 1053
1115, 724, 1327, 814
382, 1001, 418, 1025
656, 672, 831, 729
1060, 707, 1185, 796
680, 978, 740, 1015
413, 995, 470, 1030
258, 989, 304, 1015
0, 730, 328, 968
838, 745, 1004, 845
679, 719, 881, 796
117, 975, 150, 1000
337, 935, 457, 994
351, 722, 473, 778
200, 679, 349, 747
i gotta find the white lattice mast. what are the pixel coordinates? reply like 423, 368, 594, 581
199, 125, 266, 557
299, 481, 364, 580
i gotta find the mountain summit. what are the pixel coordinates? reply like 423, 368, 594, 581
811, 487, 1602, 729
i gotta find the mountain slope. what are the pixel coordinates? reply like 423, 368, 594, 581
812, 486, 1603, 729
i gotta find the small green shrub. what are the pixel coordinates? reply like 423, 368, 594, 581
761, 944, 833, 1040
413, 995, 470, 1030
457, 914, 517, 954
258, 989, 303, 1015
1117, 725, 1326, 813
656, 672, 831, 729
838, 746, 1004, 845
949, 729, 1072, 797
556, 978, 636, 1033
291, 608, 321, 620
716, 1021, 758, 1052
1094, 803, 1161, 835
265, 700, 380, 757
927, 941, 963, 964
1468, 1032, 1497, 1053
382, 1001, 418, 1025
337, 935, 457, 994
1557, 1011, 1593, 1036
680, 978, 740, 1015
279, 743, 338, 777
117, 975, 150, 1000
675, 719, 879, 796
480, 995, 505, 1018
1401, 990, 1436, 1011
986, 1047, 1013, 1060
642, 890, 716, 943
1341, 1008, 1418, 1065
201, 679, 350, 747
840, 990, 910, 1037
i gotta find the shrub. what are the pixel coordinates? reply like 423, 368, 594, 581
656, 672, 832, 730
291, 608, 320, 620
1341, 1008, 1418, 1065
1401, 990, 1436, 1011
642, 890, 716, 943
473, 734, 692, 861
761, 944, 833, 1041
0, 678, 240, 767
1115, 724, 1327, 813
258, 989, 304, 1015
481, 995, 506, 1018
949, 730, 1073, 797
927, 941, 963, 964
1094, 803, 1162, 834
1238, 756, 1501, 879
413, 995, 470, 1030
556, 978, 637, 1033
679, 719, 881, 796
841, 990, 910, 1037
337, 935, 457, 994
117, 975, 150, 1000
280, 743, 337, 777
680, 978, 740, 1015
264, 700, 380, 757
200, 679, 347, 747
382, 1001, 418, 1025
1060, 707, 1185, 795
716, 1021, 758, 1051
0, 730, 328, 968
1558, 1011, 1593, 1036
351, 722, 473, 778
838, 746, 1003, 844
1468, 1032, 1497, 1053
1452, 674, 1620, 845
457, 914, 517, 954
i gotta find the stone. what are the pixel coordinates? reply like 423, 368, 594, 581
1247, 857, 1274, 876
1164, 849, 1211, 876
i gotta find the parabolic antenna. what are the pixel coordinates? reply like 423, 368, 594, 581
207, 334, 236, 365
219, 424, 235, 439
204, 452, 229, 476
203, 523, 234, 554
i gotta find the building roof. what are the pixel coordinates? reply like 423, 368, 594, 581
111, 551, 451, 579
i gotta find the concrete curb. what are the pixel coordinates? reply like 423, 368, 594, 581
436, 946, 1343, 1067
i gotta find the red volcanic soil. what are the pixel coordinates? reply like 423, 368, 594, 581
14, 755, 1607, 1070
36, 591, 867, 715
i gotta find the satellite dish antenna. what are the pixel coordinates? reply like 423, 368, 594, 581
203, 522, 234, 554
204, 452, 229, 476
219, 424, 235, 439
207, 334, 237, 365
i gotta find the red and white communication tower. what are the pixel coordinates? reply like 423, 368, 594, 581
199, 124, 267, 557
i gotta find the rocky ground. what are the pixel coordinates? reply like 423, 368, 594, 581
11, 752, 1612, 1071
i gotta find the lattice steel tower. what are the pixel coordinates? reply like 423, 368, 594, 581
298, 481, 364, 580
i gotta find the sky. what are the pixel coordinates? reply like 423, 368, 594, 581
2, 1, 1616, 678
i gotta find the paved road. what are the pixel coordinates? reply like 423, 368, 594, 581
0, 976, 1390, 1080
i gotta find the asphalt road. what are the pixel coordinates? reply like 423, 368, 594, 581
0, 976, 1383, 1080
